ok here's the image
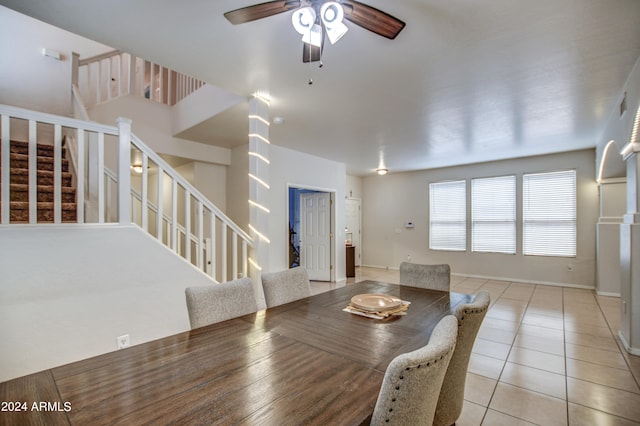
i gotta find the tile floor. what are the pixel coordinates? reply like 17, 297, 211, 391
310, 266, 640, 425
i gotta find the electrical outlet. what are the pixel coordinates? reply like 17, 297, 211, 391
567, 264, 574, 272
117, 334, 130, 349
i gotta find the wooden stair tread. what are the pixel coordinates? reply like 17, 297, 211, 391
2, 140, 79, 224
5, 168, 73, 177
7, 184, 76, 203
0, 152, 70, 172
2, 201, 78, 210
9, 183, 76, 192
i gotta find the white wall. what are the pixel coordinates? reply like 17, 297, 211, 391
0, 6, 111, 116
347, 175, 363, 199
0, 225, 217, 382
269, 145, 347, 281
88, 95, 231, 166
362, 149, 598, 287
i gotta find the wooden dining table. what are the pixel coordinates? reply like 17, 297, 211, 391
0, 280, 473, 426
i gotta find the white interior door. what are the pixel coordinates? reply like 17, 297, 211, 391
345, 198, 361, 266
300, 192, 331, 281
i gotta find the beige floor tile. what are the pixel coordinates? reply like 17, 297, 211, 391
500, 362, 566, 399
489, 382, 567, 425
468, 353, 506, 380
500, 288, 534, 301
517, 323, 565, 341
564, 311, 609, 327
482, 317, 520, 333
568, 377, 640, 423
456, 284, 486, 294
486, 307, 525, 323
473, 338, 512, 360
563, 321, 613, 337
524, 305, 563, 318
622, 352, 640, 384
564, 330, 620, 352
513, 332, 565, 356
482, 409, 537, 425
521, 313, 564, 330
464, 372, 498, 407
566, 358, 640, 393
493, 298, 529, 310
568, 402, 640, 426
477, 326, 517, 346
457, 400, 487, 426
565, 342, 628, 370
507, 346, 565, 374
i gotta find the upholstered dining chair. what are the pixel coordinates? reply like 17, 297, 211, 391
185, 277, 257, 329
432, 290, 491, 426
261, 266, 312, 308
370, 315, 458, 426
399, 261, 451, 291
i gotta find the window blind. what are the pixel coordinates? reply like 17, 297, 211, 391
472, 175, 516, 254
523, 170, 576, 257
429, 180, 466, 251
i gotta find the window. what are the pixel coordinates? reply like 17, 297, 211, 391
429, 180, 466, 251
523, 170, 576, 257
472, 175, 516, 254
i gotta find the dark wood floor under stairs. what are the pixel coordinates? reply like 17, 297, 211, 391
0, 141, 77, 223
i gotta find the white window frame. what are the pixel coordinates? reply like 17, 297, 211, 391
429, 180, 466, 251
471, 175, 516, 254
522, 170, 577, 257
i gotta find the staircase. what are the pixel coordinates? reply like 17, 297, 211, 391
0, 140, 77, 223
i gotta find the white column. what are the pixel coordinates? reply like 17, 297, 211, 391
620, 140, 640, 354
248, 94, 270, 309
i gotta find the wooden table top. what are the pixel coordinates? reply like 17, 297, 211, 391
0, 280, 472, 426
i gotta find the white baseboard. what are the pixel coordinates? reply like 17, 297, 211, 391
618, 330, 640, 355
595, 290, 621, 297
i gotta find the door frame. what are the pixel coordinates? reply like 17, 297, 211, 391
345, 197, 362, 266
287, 183, 336, 282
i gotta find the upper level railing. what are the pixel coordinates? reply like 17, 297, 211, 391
0, 104, 253, 282
74, 50, 206, 108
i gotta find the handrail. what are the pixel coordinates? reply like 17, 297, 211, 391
71, 84, 91, 121
129, 133, 252, 242
0, 103, 253, 281
78, 49, 123, 66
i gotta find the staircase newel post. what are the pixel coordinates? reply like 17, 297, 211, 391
117, 117, 132, 225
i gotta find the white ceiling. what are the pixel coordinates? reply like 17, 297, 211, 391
2, 0, 640, 176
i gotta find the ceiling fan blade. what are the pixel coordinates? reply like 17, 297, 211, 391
341, 0, 405, 39
302, 42, 322, 63
224, 0, 300, 25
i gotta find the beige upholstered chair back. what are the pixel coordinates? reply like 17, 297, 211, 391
185, 277, 257, 329
261, 266, 312, 308
399, 261, 451, 291
371, 315, 458, 426
433, 290, 491, 426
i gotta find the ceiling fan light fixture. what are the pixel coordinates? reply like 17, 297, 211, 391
292, 6, 316, 35
321, 2, 348, 44
376, 168, 389, 175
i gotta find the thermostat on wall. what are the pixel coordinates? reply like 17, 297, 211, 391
404, 221, 414, 228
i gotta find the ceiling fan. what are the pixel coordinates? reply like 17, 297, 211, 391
224, 0, 405, 63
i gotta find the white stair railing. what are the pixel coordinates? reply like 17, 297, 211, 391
0, 104, 252, 282
75, 51, 205, 108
